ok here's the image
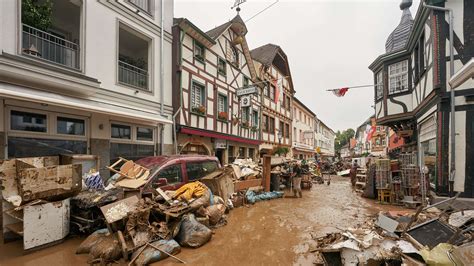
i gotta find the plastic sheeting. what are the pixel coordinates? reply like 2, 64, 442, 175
245, 190, 284, 204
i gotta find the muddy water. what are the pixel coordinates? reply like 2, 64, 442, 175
0, 176, 407, 266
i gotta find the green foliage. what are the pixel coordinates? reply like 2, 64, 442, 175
273, 146, 289, 156
335, 128, 355, 151
22, 0, 53, 31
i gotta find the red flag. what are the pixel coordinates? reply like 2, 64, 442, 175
332, 87, 349, 97
366, 126, 376, 141
273, 79, 279, 103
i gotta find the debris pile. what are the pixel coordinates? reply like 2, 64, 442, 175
308, 195, 474, 265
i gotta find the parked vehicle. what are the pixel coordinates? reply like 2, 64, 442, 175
135, 155, 221, 195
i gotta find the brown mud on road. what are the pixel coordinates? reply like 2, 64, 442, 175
0, 176, 407, 266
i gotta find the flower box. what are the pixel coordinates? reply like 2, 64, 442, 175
191, 106, 206, 115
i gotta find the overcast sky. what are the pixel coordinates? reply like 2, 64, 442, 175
174, 0, 421, 132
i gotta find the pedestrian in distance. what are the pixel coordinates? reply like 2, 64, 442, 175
292, 161, 303, 198
350, 159, 359, 188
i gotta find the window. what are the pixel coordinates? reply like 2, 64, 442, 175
194, 41, 205, 62
129, 0, 153, 14
230, 45, 239, 66
279, 121, 284, 134
294, 127, 297, 140
111, 124, 131, 139
241, 107, 250, 123
217, 94, 227, 114
388, 60, 408, 94
382, 138, 386, 146
268, 117, 275, 133
376, 71, 383, 100
243, 76, 250, 87
264, 85, 270, 97
238, 147, 246, 158
248, 148, 255, 159
285, 123, 290, 138
110, 143, 154, 163
137, 127, 153, 141
262, 114, 269, 132
8, 137, 86, 158
252, 110, 259, 127
228, 145, 236, 163
269, 83, 276, 101
11, 110, 47, 132
286, 95, 291, 109
57, 117, 85, 136
191, 82, 205, 109
118, 24, 150, 90
218, 58, 226, 76
154, 164, 183, 187
186, 161, 218, 181
414, 32, 425, 83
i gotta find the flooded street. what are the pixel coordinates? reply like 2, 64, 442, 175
0, 176, 405, 266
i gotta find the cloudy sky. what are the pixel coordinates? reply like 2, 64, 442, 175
174, 0, 421, 132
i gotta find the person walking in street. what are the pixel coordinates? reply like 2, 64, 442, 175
350, 159, 359, 188
292, 162, 303, 198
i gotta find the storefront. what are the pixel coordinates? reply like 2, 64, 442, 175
292, 143, 315, 160
418, 114, 437, 187
177, 126, 260, 165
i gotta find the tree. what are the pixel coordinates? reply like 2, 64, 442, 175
335, 128, 355, 152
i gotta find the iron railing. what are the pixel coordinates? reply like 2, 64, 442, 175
118, 60, 149, 90
129, 0, 152, 14
22, 24, 80, 69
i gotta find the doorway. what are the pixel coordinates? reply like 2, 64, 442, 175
215, 149, 225, 165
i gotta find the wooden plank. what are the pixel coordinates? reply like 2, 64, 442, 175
156, 188, 172, 203
100, 196, 139, 224
0, 159, 20, 201
234, 179, 262, 191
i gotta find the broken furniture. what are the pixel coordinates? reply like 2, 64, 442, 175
2, 198, 70, 250
376, 159, 392, 204
60, 154, 100, 176
108, 157, 151, 189
0, 155, 82, 250
100, 195, 139, 232
200, 168, 235, 201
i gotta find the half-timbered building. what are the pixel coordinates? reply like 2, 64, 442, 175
172, 15, 261, 164
369, 0, 474, 197
251, 44, 294, 155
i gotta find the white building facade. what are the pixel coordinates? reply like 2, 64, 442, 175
315, 118, 335, 157
0, 0, 174, 177
292, 97, 315, 159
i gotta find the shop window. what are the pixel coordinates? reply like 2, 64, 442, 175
248, 148, 255, 159
137, 127, 153, 141
111, 124, 131, 139
110, 143, 154, 163
239, 147, 246, 158
11, 110, 47, 132
228, 145, 236, 163
154, 164, 183, 187
57, 116, 85, 135
8, 137, 86, 158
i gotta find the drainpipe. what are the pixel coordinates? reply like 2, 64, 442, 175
173, 29, 185, 154
423, 3, 455, 196
159, 0, 165, 154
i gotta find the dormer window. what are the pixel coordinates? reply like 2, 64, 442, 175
388, 60, 408, 94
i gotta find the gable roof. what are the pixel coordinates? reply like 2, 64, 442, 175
250, 43, 295, 93
206, 15, 247, 40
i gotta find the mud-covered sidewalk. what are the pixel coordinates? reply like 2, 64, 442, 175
0, 176, 403, 266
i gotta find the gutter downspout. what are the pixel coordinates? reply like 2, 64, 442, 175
159, 0, 165, 154
173, 29, 185, 154
423, 3, 455, 196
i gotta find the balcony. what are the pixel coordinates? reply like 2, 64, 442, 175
22, 24, 79, 70
118, 60, 148, 90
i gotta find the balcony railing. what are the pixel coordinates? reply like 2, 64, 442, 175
22, 24, 80, 69
118, 60, 149, 90
129, 0, 152, 14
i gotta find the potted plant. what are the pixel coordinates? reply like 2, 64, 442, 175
273, 146, 289, 157
22, 0, 53, 31
192, 105, 206, 115
218, 111, 228, 121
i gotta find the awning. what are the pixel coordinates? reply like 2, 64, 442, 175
0, 83, 172, 125
293, 147, 315, 154
180, 126, 262, 146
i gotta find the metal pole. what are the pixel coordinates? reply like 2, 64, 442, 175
423, 3, 455, 195
160, 0, 165, 116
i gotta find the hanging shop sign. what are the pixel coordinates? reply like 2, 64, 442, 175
236, 86, 258, 97
240, 95, 251, 107
214, 139, 227, 149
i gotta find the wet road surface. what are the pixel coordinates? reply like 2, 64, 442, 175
0, 176, 406, 266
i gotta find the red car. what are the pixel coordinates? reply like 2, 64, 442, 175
135, 155, 221, 195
